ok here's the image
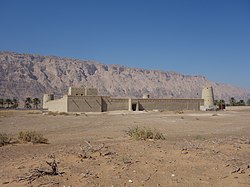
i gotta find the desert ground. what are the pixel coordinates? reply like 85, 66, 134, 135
0, 107, 250, 187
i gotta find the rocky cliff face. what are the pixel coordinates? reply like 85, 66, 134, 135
0, 51, 249, 102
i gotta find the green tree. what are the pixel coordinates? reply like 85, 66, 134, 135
0, 99, 4, 108
237, 100, 245, 106
247, 99, 250, 106
32, 98, 41, 109
12, 98, 18, 108
218, 99, 225, 108
229, 97, 236, 106
5, 99, 12, 108
25, 97, 32, 108
219, 99, 225, 104
214, 100, 219, 105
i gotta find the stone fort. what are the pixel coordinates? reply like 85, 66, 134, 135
43, 87, 215, 112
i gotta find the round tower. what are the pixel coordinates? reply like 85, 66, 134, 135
201, 86, 215, 110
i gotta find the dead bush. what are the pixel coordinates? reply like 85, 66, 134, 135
0, 133, 12, 146
59, 112, 69, 116
47, 111, 68, 116
127, 126, 165, 140
28, 111, 41, 115
18, 131, 48, 144
47, 111, 58, 116
175, 110, 184, 114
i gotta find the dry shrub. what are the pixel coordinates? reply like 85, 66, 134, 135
18, 131, 48, 144
47, 111, 68, 116
47, 111, 58, 116
175, 110, 184, 114
0, 133, 12, 146
59, 112, 69, 116
28, 111, 41, 115
127, 126, 165, 140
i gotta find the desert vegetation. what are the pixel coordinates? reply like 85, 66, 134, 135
0, 97, 42, 109
18, 131, 48, 144
0, 98, 19, 108
1, 108, 250, 186
24, 97, 41, 109
0, 133, 12, 146
127, 126, 165, 140
47, 111, 69, 116
0, 131, 48, 146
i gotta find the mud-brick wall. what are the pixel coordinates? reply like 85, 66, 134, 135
137, 99, 204, 111
102, 97, 129, 112
68, 96, 102, 112
43, 96, 67, 112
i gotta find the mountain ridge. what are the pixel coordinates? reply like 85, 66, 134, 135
0, 51, 249, 103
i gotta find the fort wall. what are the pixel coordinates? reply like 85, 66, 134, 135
43, 87, 205, 113
67, 96, 102, 112
102, 97, 129, 111
43, 96, 67, 112
135, 99, 203, 111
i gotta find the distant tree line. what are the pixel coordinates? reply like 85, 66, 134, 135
214, 98, 250, 106
24, 97, 41, 109
0, 97, 41, 109
0, 98, 19, 108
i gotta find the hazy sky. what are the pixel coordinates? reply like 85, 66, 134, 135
0, 0, 249, 89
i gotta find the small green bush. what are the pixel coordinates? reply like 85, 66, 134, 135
127, 126, 165, 140
0, 133, 12, 146
18, 131, 48, 144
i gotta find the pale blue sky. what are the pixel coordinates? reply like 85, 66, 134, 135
0, 0, 249, 89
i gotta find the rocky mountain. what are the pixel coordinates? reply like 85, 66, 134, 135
0, 51, 249, 103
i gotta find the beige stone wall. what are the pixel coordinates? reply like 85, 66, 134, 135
68, 96, 102, 112
85, 88, 98, 96
44, 94, 203, 113
136, 99, 203, 111
43, 96, 67, 112
68, 87, 86, 96
102, 98, 203, 112
102, 97, 129, 111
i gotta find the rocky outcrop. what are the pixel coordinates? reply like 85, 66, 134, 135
0, 51, 249, 102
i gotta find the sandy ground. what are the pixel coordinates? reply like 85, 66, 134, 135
0, 107, 250, 187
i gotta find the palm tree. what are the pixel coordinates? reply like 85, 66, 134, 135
229, 97, 236, 106
219, 99, 225, 104
25, 97, 32, 108
237, 100, 245, 106
0, 99, 4, 108
247, 99, 250, 106
32, 98, 41, 109
214, 100, 219, 105
12, 98, 18, 108
5, 99, 12, 108
217, 99, 225, 109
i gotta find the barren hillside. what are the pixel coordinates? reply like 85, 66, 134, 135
0, 51, 249, 103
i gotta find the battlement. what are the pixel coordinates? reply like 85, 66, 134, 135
68, 87, 98, 96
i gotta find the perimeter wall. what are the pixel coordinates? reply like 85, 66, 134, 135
44, 96, 204, 112
134, 98, 203, 111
